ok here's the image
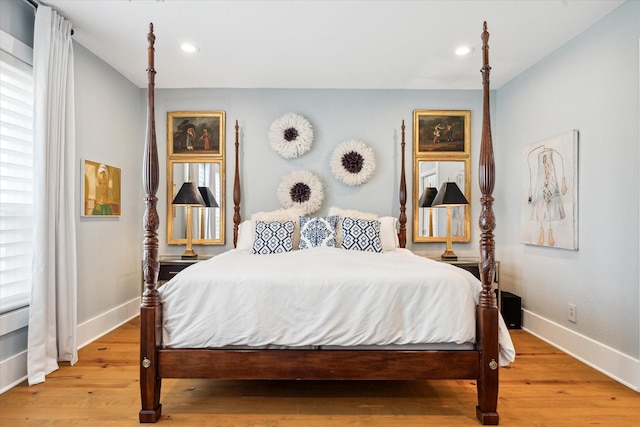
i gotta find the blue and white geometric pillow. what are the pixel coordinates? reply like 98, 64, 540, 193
340, 217, 383, 253
251, 220, 295, 254
298, 216, 338, 250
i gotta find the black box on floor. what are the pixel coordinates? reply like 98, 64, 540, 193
499, 291, 522, 329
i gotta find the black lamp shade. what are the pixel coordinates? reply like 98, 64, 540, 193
198, 186, 219, 207
172, 182, 205, 206
419, 187, 438, 207
431, 182, 469, 206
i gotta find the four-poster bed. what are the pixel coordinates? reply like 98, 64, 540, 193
139, 22, 506, 425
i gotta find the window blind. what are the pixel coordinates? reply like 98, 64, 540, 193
0, 52, 34, 314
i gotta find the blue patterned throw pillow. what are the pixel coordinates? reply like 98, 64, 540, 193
299, 216, 338, 249
251, 220, 295, 254
341, 217, 383, 253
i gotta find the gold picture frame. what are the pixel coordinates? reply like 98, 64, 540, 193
413, 110, 470, 156
82, 159, 121, 217
167, 111, 225, 158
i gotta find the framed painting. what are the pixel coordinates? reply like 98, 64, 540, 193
168, 111, 225, 158
413, 110, 470, 156
521, 130, 579, 250
82, 159, 121, 217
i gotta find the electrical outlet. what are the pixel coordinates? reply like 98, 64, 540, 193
568, 304, 577, 323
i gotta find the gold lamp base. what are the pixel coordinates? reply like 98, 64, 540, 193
181, 249, 198, 259
181, 206, 198, 259
441, 250, 458, 261
441, 205, 458, 261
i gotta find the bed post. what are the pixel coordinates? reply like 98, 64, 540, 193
398, 120, 407, 248
476, 21, 500, 426
139, 23, 162, 423
233, 120, 241, 248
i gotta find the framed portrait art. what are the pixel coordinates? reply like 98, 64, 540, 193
82, 159, 121, 217
168, 111, 225, 158
413, 110, 470, 156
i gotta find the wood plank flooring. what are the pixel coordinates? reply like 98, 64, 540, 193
1, 317, 638, 426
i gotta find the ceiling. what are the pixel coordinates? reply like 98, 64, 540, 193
43, 0, 625, 90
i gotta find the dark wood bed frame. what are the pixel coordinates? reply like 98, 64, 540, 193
139, 22, 500, 424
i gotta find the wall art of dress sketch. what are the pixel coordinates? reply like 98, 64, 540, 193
521, 130, 578, 250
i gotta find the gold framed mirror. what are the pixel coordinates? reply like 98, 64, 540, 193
412, 109, 471, 244
412, 158, 471, 243
167, 158, 225, 246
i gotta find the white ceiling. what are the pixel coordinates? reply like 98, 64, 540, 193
43, 0, 625, 90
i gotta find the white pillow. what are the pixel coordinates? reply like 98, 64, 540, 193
327, 206, 377, 220
327, 207, 397, 251
251, 206, 306, 222
379, 216, 399, 251
235, 220, 253, 251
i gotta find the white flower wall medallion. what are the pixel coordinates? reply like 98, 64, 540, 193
269, 113, 314, 159
277, 170, 324, 214
330, 139, 376, 186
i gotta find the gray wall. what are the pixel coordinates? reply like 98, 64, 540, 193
154, 88, 491, 258
495, 0, 639, 358
74, 43, 145, 324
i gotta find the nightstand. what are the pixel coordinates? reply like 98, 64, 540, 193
428, 256, 500, 302
143, 255, 213, 287
158, 255, 213, 283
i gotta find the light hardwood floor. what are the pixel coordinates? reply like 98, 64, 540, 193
1, 317, 638, 426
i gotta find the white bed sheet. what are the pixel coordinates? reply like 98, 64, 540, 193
158, 247, 515, 365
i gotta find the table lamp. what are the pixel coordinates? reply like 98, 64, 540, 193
172, 182, 205, 259
198, 186, 218, 208
419, 186, 438, 236
198, 186, 218, 239
431, 182, 469, 260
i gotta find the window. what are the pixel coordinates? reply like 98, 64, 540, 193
0, 38, 34, 314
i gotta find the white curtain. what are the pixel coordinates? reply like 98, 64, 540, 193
27, 5, 77, 386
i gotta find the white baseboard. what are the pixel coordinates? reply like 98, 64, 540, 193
0, 350, 27, 394
0, 297, 140, 394
76, 296, 141, 349
522, 309, 640, 392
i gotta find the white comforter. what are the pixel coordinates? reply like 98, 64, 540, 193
159, 247, 515, 365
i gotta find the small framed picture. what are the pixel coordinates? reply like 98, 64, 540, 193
413, 110, 470, 156
168, 111, 225, 158
82, 159, 121, 217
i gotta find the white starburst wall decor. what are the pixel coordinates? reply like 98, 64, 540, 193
330, 139, 376, 186
277, 170, 324, 214
269, 113, 314, 159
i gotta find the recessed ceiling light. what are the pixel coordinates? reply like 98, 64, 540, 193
454, 46, 473, 56
180, 43, 199, 53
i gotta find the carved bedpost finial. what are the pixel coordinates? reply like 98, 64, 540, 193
146, 23, 156, 86
481, 21, 491, 86
148, 23, 155, 43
